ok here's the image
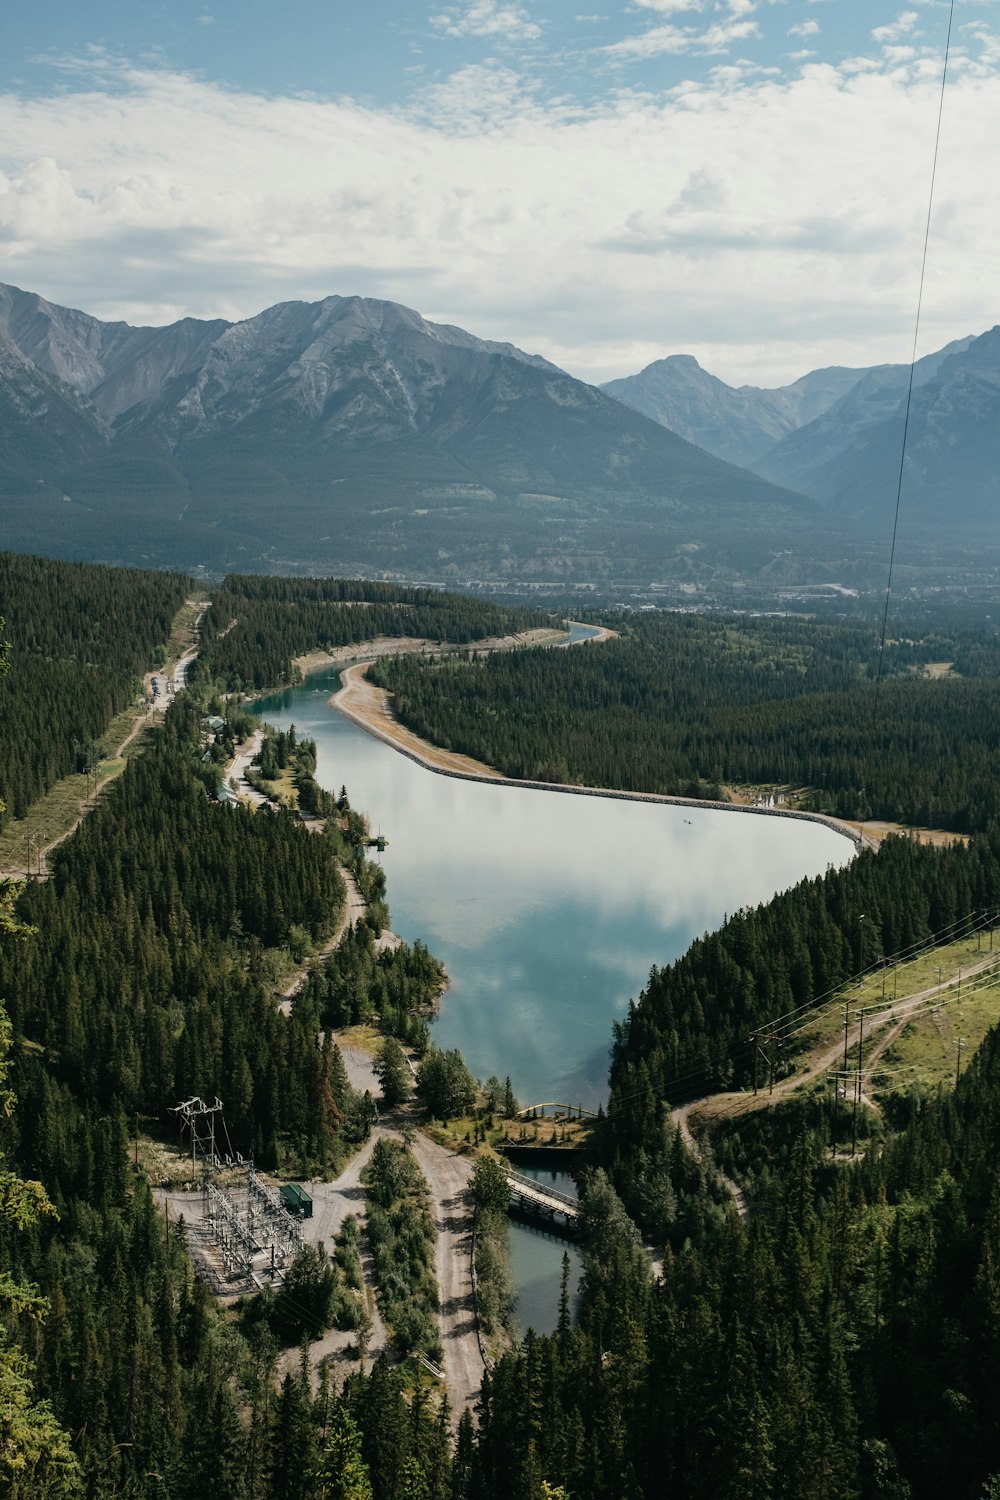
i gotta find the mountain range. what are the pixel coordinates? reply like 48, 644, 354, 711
2, 280, 996, 591
603, 332, 1000, 537
0, 283, 812, 586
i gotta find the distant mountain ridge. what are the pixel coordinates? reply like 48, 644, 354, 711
602, 356, 865, 468
603, 334, 992, 536
0, 282, 815, 583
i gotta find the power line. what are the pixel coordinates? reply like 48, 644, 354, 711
860, 0, 957, 837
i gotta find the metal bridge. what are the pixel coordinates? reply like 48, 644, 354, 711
515, 1102, 600, 1121
504, 1167, 579, 1235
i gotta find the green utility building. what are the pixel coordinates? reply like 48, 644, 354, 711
280, 1182, 313, 1218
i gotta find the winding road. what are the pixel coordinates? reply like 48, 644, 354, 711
299, 1046, 483, 1419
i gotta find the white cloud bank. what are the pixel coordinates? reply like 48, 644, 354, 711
0, 44, 997, 386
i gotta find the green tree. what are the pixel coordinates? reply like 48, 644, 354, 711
318, 1406, 373, 1500
472, 1156, 510, 1216
375, 1037, 411, 1108
417, 1046, 477, 1121
0, 1003, 81, 1496
273, 1244, 337, 1343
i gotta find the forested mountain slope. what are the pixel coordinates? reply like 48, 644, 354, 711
0, 282, 815, 585
471, 833, 1000, 1500
476, 1015, 1000, 1498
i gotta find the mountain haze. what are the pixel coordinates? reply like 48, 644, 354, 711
755, 336, 986, 522
603, 335, 992, 544
0, 283, 814, 583
602, 356, 864, 468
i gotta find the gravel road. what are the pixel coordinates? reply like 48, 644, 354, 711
410, 1133, 483, 1421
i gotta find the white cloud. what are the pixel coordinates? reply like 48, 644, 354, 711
607, 15, 758, 56
789, 20, 820, 38
630, 0, 702, 11
1, 46, 998, 386
872, 11, 920, 45
430, 0, 541, 42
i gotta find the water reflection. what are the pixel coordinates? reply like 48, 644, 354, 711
507, 1222, 583, 1337
256, 672, 853, 1108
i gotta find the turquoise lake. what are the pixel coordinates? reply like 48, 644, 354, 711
256, 669, 854, 1112
256, 664, 854, 1332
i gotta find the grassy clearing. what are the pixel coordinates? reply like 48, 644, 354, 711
0, 746, 148, 873
724, 781, 967, 847
254, 766, 299, 809
334, 1024, 384, 1058
423, 1112, 592, 1155
874, 975, 1000, 1092
844, 821, 968, 849
788, 929, 997, 1060
168, 594, 209, 655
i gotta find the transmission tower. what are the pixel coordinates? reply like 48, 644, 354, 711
173, 1096, 224, 1188
172, 1096, 303, 1288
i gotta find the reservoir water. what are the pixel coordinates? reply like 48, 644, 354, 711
256, 666, 854, 1331
256, 669, 853, 1110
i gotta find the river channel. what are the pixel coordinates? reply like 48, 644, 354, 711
256, 663, 854, 1329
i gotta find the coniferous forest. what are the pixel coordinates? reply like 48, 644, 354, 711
4, 553, 1000, 1496
193, 574, 550, 692
0, 552, 188, 825
370, 612, 1000, 832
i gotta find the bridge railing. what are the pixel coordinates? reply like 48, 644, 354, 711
515, 1101, 600, 1121
505, 1168, 579, 1209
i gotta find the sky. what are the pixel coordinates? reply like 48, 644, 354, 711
1, 0, 998, 386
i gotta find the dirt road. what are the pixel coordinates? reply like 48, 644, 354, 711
673, 1102, 749, 1222
681, 951, 1000, 1135
225, 729, 269, 807
410, 1132, 483, 1421
308, 1044, 483, 1418
279, 864, 367, 1016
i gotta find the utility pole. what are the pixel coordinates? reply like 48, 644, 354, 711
843, 996, 851, 1076
832, 1070, 852, 1157
956, 1037, 966, 1086
172, 1096, 223, 1188
852, 1005, 873, 1158
748, 1030, 784, 1095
